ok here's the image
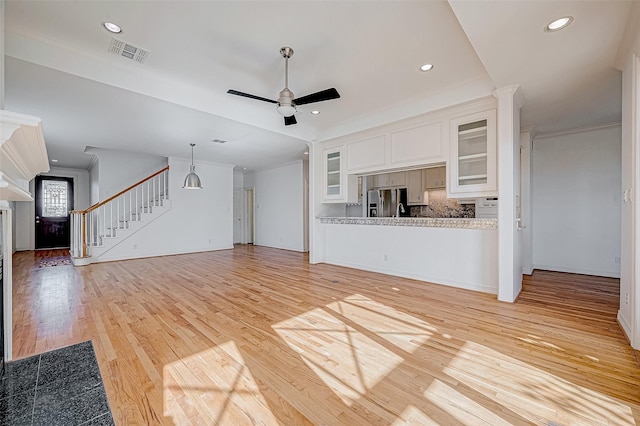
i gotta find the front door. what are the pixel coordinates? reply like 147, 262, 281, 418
35, 176, 74, 249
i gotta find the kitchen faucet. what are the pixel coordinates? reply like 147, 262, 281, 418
396, 202, 405, 217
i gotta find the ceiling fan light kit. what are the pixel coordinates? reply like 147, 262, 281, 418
227, 46, 340, 126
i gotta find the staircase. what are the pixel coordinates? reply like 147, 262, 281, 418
70, 166, 170, 265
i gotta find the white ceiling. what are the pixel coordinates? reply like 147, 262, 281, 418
3, 1, 634, 171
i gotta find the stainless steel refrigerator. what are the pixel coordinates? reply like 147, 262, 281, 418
367, 188, 408, 217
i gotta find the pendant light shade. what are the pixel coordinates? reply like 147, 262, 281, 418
183, 143, 202, 190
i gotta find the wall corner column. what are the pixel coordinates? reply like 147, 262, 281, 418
494, 85, 525, 302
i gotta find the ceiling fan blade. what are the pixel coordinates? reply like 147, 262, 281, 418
284, 115, 297, 126
294, 88, 340, 106
227, 89, 278, 104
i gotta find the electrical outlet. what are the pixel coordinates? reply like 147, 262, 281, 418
615, 256, 621, 265
384, 254, 388, 261
626, 293, 630, 305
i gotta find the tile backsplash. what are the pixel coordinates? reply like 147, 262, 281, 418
409, 190, 475, 218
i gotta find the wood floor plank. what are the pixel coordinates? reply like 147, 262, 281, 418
10, 246, 640, 425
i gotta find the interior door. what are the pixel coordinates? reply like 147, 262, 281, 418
35, 176, 74, 249
233, 189, 242, 244
244, 189, 254, 244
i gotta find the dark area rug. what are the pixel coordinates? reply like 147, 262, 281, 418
0, 341, 113, 425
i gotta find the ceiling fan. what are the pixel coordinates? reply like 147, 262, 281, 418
227, 47, 340, 126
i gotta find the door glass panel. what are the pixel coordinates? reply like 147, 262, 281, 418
42, 180, 69, 217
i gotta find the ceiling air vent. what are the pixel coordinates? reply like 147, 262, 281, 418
212, 139, 227, 144
108, 37, 149, 64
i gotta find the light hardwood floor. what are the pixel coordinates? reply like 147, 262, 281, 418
11, 246, 640, 425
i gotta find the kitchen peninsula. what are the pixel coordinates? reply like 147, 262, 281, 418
311, 96, 500, 295
315, 216, 498, 294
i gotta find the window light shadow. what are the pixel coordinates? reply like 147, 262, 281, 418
163, 340, 278, 425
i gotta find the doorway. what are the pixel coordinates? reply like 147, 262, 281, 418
34, 176, 74, 249
233, 189, 243, 244
244, 188, 254, 244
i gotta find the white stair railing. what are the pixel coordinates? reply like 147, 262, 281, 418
70, 166, 169, 259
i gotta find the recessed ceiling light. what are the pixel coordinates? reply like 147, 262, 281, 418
420, 64, 434, 72
545, 16, 573, 32
243, 167, 247, 170
311, 110, 320, 115
303, 151, 309, 155
102, 21, 122, 34
50, 159, 58, 163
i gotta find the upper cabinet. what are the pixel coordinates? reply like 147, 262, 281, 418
374, 171, 406, 188
346, 122, 445, 175
423, 166, 446, 190
322, 146, 358, 203
390, 122, 444, 167
323, 147, 343, 200
407, 170, 424, 205
449, 109, 497, 197
347, 135, 386, 172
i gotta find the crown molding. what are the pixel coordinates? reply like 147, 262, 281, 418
534, 121, 621, 140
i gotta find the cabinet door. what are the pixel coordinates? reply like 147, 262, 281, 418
435, 166, 446, 188
449, 110, 497, 197
374, 174, 389, 188
324, 147, 343, 201
407, 170, 424, 204
423, 167, 445, 190
388, 172, 406, 187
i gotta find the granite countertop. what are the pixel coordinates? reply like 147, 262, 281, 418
317, 217, 497, 229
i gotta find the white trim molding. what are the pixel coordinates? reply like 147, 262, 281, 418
0, 110, 50, 201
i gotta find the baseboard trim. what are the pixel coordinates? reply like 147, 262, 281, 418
71, 256, 92, 266
617, 312, 640, 366
533, 264, 620, 278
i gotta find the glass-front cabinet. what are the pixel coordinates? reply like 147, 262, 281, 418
323, 146, 358, 203
449, 109, 497, 197
323, 146, 346, 202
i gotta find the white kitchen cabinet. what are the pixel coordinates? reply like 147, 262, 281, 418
423, 166, 446, 190
390, 122, 444, 166
323, 146, 358, 203
347, 135, 386, 172
323, 147, 344, 201
407, 170, 424, 205
449, 109, 497, 197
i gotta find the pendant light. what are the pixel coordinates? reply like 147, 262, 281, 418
183, 143, 202, 189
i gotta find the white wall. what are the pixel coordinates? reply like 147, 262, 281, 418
533, 125, 622, 278
93, 157, 233, 261
243, 172, 256, 188
254, 161, 305, 252
321, 223, 498, 294
14, 166, 91, 251
85, 147, 167, 201
89, 158, 99, 205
